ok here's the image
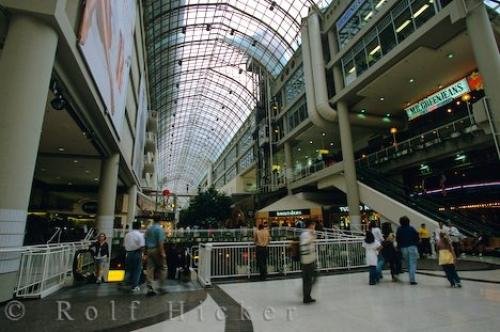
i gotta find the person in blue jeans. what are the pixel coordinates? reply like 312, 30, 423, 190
396, 216, 420, 285
123, 222, 145, 292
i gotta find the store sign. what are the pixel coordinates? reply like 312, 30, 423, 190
339, 204, 371, 213
269, 209, 310, 217
405, 78, 470, 121
336, 0, 368, 30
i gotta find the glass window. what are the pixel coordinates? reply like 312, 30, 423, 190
343, 57, 357, 86
393, 3, 415, 43
357, 1, 375, 31
365, 35, 382, 67
284, 66, 305, 106
377, 15, 397, 55
411, 0, 436, 28
353, 43, 368, 77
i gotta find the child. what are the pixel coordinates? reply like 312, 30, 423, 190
381, 233, 399, 282
362, 231, 381, 285
438, 232, 462, 288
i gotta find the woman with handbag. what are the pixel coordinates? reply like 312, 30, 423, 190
437, 232, 462, 288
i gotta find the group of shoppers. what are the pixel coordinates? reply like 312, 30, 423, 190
363, 217, 462, 288
89, 218, 172, 296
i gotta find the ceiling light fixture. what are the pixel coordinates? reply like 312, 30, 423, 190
369, 45, 381, 55
375, 0, 386, 9
380, 97, 385, 101
413, 4, 429, 18
409, 78, 415, 83
396, 20, 411, 33
58, 147, 64, 152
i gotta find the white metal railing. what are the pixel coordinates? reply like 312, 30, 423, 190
112, 226, 360, 242
197, 237, 365, 286
10, 241, 91, 298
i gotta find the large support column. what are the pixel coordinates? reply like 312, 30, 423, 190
466, 1, 500, 134
96, 154, 120, 246
284, 141, 293, 195
126, 185, 138, 230
0, 14, 58, 302
337, 101, 361, 229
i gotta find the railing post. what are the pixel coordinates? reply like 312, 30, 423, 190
247, 243, 251, 279
346, 239, 351, 270
283, 242, 287, 276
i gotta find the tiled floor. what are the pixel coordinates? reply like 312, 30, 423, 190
219, 271, 500, 332
129, 269, 500, 332
134, 293, 224, 332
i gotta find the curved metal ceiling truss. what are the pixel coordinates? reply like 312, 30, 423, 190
143, 0, 334, 193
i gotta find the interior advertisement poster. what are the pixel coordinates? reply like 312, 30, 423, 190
78, 0, 136, 137
133, 77, 148, 180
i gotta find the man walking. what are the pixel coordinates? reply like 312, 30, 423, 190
300, 220, 317, 303
254, 222, 270, 280
396, 216, 420, 285
123, 221, 144, 293
144, 218, 167, 296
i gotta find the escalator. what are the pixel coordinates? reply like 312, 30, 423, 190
356, 167, 498, 236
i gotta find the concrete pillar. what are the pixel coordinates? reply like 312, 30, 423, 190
466, 1, 500, 132
126, 185, 138, 230
0, 14, 58, 302
284, 141, 293, 195
96, 154, 120, 245
337, 101, 361, 229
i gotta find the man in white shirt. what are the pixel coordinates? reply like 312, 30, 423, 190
123, 222, 145, 292
300, 220, 317, 304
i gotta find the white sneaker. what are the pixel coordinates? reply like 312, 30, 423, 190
131, 286, 141, 293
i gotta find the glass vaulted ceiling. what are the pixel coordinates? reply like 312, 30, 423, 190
143, 0, 334, 193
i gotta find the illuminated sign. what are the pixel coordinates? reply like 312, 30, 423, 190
405, 78, 470, 121
336, 0, 368, 30
269, 209, 310, 217
339, 205, 371, 213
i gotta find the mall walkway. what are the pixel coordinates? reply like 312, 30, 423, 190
2, 262, 500, 332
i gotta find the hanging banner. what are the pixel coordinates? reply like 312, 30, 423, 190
405, 78, 470, 121
78, 0, 136, 137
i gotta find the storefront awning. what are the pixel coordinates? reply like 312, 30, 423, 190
257, 194, 322, 214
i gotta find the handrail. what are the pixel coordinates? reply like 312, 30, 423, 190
356, 167, 498, 236
356, 115, 478, 167
197, 237, 366, 286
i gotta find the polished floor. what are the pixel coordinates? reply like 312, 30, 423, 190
2, 261, 499, 332
137, 266, 500, 332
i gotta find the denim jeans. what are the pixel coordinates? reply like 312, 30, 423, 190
376, 254, 385, 280
125, 250, 142, 288
369, 266, 378, 285
442, 264, 461, 286
401, 246, 418, 283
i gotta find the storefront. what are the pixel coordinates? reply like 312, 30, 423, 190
326, 204, 380, 231
256, 195, 323, 227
